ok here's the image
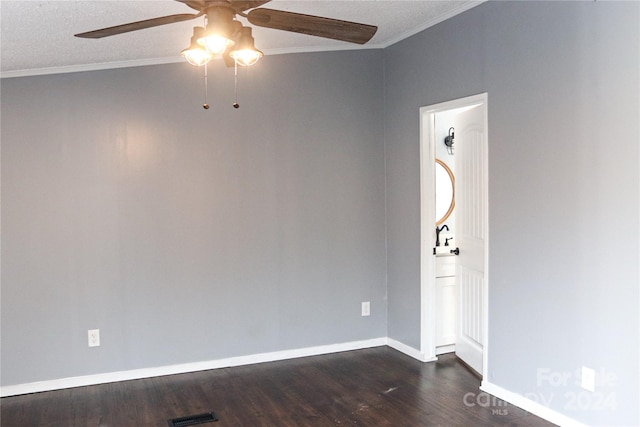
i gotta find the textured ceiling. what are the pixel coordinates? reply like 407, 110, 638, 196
1, 1, 482, 77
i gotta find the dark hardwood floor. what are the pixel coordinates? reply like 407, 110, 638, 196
1, 347, 556, 426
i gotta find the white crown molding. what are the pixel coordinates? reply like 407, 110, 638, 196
0, 45, 384, 79
378, 0, 486, 49
0, 56, 187, 79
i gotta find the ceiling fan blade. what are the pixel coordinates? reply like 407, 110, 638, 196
174, 0, 208, 11
74, 13, 202, 39
229, 1, 271, 13
247, 8, 377, 45
173, 0, 270, 13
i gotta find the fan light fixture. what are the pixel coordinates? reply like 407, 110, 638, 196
444, 127, 455, 155
200, 33, 234, 55
197, 8, 237, 56
229, 27, 263, 66
182, 10, 262, 68
181, 27, 213, 66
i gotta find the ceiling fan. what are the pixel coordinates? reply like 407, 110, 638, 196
75, 0, 378, 67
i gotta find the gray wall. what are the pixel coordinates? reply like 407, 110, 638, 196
384, 2, 639, 426
2, 2, 639, 426
1, 50, 387, 385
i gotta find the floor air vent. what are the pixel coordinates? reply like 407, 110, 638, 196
168, 411, 219, 427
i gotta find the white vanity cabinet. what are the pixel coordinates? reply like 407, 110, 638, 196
436, 254, 456, 354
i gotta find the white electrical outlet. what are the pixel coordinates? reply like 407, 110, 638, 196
581, 366, 595, 392
361, 301, 370, 317
88, 329, 100, 347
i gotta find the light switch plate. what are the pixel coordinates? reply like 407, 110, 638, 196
88, 329, 100, 347
581, 366, 595, 392
361, 302, 370, 317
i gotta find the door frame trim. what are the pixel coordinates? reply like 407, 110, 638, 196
419, 93, 489, 378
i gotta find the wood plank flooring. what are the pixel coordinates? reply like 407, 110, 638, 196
1, 347, 556, 426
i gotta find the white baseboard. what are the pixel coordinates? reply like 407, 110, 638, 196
0, 337, 387, 397
0, 338, 588, 427
436, 344, 455, 355
480, 380, 589, 427
387, 338, 437, 362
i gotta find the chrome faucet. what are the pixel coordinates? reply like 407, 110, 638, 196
435, 224, 449, 247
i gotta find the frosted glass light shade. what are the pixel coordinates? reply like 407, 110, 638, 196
182, 47, 212, 66
228, 27, 262, 66
198, 34, 234, 55
182, 27, 212, 66
230, 48, 263, 66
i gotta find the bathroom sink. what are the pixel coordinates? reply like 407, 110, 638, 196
434, 247, 456, 256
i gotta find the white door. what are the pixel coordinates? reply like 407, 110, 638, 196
454, 105, 487, 375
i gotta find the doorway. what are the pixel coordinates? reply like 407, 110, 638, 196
419, 93, 488, 376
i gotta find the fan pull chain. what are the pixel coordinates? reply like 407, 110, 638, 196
233, 60, 240, 109
203, 61, 210, 109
